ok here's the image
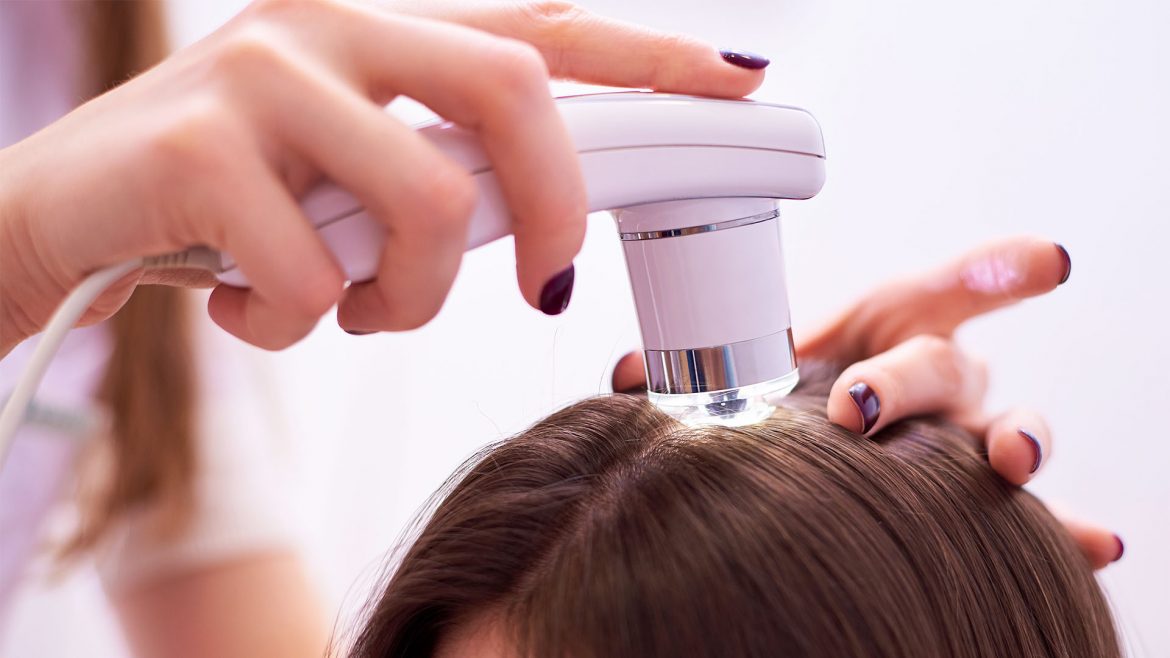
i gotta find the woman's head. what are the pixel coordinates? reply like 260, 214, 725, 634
350, 364, 1117, 657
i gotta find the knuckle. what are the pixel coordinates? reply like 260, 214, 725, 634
522, 0, 588, 24
209, 27, 294, 80
907, 334, 964, 395
517, 0, 588, 71
645, 32, 698, 83
652, 31, 698, 55
417, 167, 478, 230
482, 40, 550, 102
141, 101, 232, 185
136, 101, 244, 248
906, 333, 951, 357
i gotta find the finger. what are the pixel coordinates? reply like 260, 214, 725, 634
77, 270, 142, 327
984, 409, 1051, 486
322, 111, 477, 331
298, 8, 586, 312
391, 1, 767, 98
200, 162, 345, 349
337, 192, 469, 332
1050, 511, 1125, 570
207, 273, 334, 351
222, 36, 482, 331
611, 351, 647, 393
800, 237, 1072, 363
827, 335, 987, 437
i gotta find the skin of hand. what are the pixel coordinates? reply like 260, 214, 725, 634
0, 0, 766, 356
612, 237, 1123, 569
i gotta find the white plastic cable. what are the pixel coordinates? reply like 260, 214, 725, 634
0, 258, 143, 470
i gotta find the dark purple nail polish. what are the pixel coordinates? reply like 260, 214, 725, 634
1112, 535, 1125, 562
1018, 428, 1043, 473
847, 382, 880, 434
719, 48, 771, 70
345, 329, 375, 336
1055, 243, 1072, 285
539, 264, 575, 316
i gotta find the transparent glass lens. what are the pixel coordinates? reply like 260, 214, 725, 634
649, 369, 800, 428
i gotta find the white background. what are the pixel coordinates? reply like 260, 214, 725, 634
4, 0, 1168, 655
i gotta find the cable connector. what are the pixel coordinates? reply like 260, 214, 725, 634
0, 247, 225, 470
144, 246, 223, 272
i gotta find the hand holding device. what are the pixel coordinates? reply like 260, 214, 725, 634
213, 91, 826, 425
0, 0, 767, 356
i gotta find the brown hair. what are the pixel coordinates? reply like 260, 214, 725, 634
348, 363, 1119, 657
64, 1, 198, 556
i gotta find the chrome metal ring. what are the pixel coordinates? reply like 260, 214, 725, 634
644, 329, 797, 395
618, 209, 779, 241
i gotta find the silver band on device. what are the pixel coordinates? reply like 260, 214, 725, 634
618, 208, 779, 241
644, 329, 797, 395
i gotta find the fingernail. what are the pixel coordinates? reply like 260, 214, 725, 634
345, 329, 375, 336
1112, 534, 1125, 562
1054, 243, 1072, 285
1018, 428, 1043, 473
539, 264, 575, 316
719, 48, 771, 70
847, 382, 880, 434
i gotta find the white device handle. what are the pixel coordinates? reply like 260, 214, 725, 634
217, 92, 825, 287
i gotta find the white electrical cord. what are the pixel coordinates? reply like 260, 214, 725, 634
0, 247, 220, 471
0, 259, 141, 468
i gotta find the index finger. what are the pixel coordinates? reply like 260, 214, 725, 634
388, 0, 767, 97
800, 237, 1072, 363
294, 4, 587, 312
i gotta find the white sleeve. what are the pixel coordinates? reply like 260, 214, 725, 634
96, 305, 303, 592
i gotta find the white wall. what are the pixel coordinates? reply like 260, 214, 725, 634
4, 0, 1167, 655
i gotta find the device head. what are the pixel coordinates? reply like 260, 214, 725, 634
614, 198, 802, 426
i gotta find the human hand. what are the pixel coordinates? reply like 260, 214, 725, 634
0, 0, 768, 355
612, 237, 1123, 569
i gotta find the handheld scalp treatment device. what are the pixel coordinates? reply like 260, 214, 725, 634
219, 92, 826, 426
0, 92, 825, 464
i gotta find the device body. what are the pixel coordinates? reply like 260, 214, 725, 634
216, 92, 826, 424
